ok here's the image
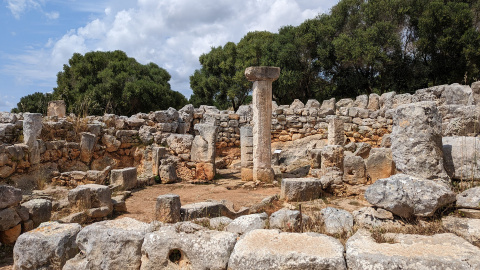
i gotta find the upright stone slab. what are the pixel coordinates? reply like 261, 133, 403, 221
191, 124, 218, 181
110, 167, 137, 190
327, 115, 344, 146
245, 66, 280, 182
47, 100, 66, 118
391, 101, 449, 182
152, 147, 166, 176
80, 132, 96, 164
240, 125, 254, 181
23, 113, 42, 165
442, 136, 480, 181
155, 194, 181, 223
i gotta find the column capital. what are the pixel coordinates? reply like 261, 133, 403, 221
245, 66, 280, 82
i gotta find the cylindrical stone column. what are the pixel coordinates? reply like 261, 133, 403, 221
245, 66, 280, 182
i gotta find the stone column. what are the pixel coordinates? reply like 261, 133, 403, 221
245, 66, 280, 182
23, 113, 42, 165
240, 125, 254, 181
191, 123, 219, 181
327, 115, 344, 146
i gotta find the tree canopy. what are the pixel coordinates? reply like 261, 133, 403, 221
34, 50, 187, 116
11, 92, 53, 114
190, 0, 480, 108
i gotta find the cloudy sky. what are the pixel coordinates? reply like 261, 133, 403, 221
0, 0, 338, 112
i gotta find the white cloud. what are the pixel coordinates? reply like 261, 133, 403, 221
6, 0, 60, 20
3, 0, 338, 98
45, 10, 59, 19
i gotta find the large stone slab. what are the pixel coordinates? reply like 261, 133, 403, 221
63, 218, 151, 270
443, 136, 480, 181
21, 199, 52, 227
365, 174, 456, 218
140, 223, 237, 270
228, 229, 346, 270
68, 184, 113, 219
180, 201, 235, 220
155, 194, 181, 223
346, 229, 480, 270
391, 101, 449, 182
110, 167, 137, 190
456, 186, 480, 209
224, 213, 268, 235
280, 178, 323, 202
0, 207, 21, 231
23, 113, 42, 148
319, 207, 354, 235
0, 185, 22, 209
443, 216, 480, 246
13, 222, 81, 270
365, 148, 394, 183
269, 208, 309, 231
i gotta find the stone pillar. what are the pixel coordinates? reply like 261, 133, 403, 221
152, 147, 166, 176
327, 115, 344, 146
80, 132, 96, 164
23, 113, 42, 165
155, 194, 181, 223
245, 66, 280, 183
47, 100, 66, 118
240, 125, 254, 181
191, 123, 218, 181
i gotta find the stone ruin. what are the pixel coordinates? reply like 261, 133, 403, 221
1, 70, 480, 269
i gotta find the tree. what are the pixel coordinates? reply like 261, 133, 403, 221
53, 50, 187, 116
11, 92, 53, 114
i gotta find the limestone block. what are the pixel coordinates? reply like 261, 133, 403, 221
443, 137, 480, 181
308, 148, 322, 169
327, 116, 344, 146
101, 134, 120, 152
305, 99, 320, 108
319, 98, 336, 116
365, 174, 456, 218
180, 201, 235, 220
21, 199, 52, 227
155, 194, 181, 223
166, 134, 194, 155
195, 162, 215, 181
366, 148, 394, 183
23, 113, 42, 148
441, 83, 473, 105
456, 186, 480, 209
319, 207, 354, 234
269, 208, 309, 231
443, 216, 480, 246
159, 164, 177, 184
354, 94, 368, 109
379, 91, 396, 110
343, 155, 366, 185
0, 223, 21, 244
47, 100, 66, 118
472, 81, 480, 104
367, 93, 380, 111
321, 145, 344, 174
290, 99, 305, 109
241, 167, 253, 181
63, 218, 150, 270
224, 213, 268, 235
280, 178, 323, 202
352, 207, 396, 228
0, 185, 22, 209
392, 93, 412, 108
110, 167, 137, 190
80, 132, 96, 163
0, 207, 21, 231
141, 223, 237, 270
209, 216, 233, 230
346, 229, 480, 270
353, 142, 371, 159
152, 147, 166, 176
68, 184, 113, 218
244, 66, 280, 81
391, 101, 449, 182
458, 208, 480, 218
13, 222, 81, 270
228, 229, 346, 270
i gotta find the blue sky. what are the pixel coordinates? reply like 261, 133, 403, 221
0, 0, 338, 112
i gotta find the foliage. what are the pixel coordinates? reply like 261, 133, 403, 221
190, 0, 480, 107
11, 92, 53, 114
52, 50, 187, 116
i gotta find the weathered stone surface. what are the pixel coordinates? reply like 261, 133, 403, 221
441, 83, 473, 105
0, 223, 21, 244
443, 136, 480, 181
181, 201, 235, 220
321, 145, 344, 174
456, 186, 480, 209
140, 223, 237, 270
209, 216, 233, 229
366, 148, 394, 183
47, 100, 66, 118
63, 218, 150, 270
195, 162, 215, 181
365, 174, 456, 218
354, 142, 371, 159
23, 113, 42, 148
269, 208, 309, 231
319, 98, 336, 116
327, 116, 344, 146
13, 222, 81, 270
166, 134, 194, 155
280, 178, 323, 202
0, 207, 21, 231
225, 213, 268, 235
443, 216, 480, 246
458, 208, 480, 219
155, 194, 181, 223
102, 134, 121, 152
472, 81, 480, 104
110, 167, 137, 190
68, 184, 113, 218
320, 207, 354, 235
354, 94, 369, 109
343, 155, 366, 185
159, 164, 177, 183
191, 124, 218, 163
391, 101, 449, 182
228, 229, 346, 270
245, 66, 280, 81
352, 207, 396, 228
21, 199, 52, 227
80, 132, 96, 163
0, 185, 22, 209
346, 229, 480, 270
367, 93, 380, 111
290, 99, 305, 110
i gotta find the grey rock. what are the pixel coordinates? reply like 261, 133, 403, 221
191, 124, 218, 163
79, 132, 96, 163
23, 113, 42, 148
352, 207, 396, 228
209, 216, 233, 230
472, 81, 480, 104
140, 223, 237, 270
68, 184, 112, 217
391, 101, 449, 182
380, 134, 391, 148
305, 99, 321, 108
441, 83, 473, 105
0, 207, 21, 231
365, 174, 456, 218
224, 213, 268, 235
346, 229, 480, 270
354, 95, 368, 109
280, 178, 323, 202
21, 199, 52, 227
327, 116, 344, 146
343, 155, 366, 185
110, 167, 137, 190
353, 142, 371, 159
443, 216, 480, 246
321, 145, 344, 174
269, 208, 309, 231
458, 208, 480, 219
0, 185, 22, 209
365, 148, 394, 183
166, 134, 194, 155
367, 93, 380, 111
63, 218, 151, 270
181, 201, 235, 220
456, 186, 480, 209
319, 98, 336, 116
155, 194, 181, 223
159, 164, 177, 184
319, 207, 354, 235
13, 222, 81, 270
290, 99, 305, 109
443, 137, 480, 181
228, 229, 346, 270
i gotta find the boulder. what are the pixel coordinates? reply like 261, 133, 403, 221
224, 213, 268, 235
353, 142, 371, 159
110, 167, 137, 190
391, 101, 449, 182
456, 186, 480, 209
321, 145, 344, 174
209, 216, 233, 230
367, 93, 380, 111
63, 218, 151, 270
352, 207, 396, 228
166, 134, 194, 155
269, 208, 309, 231
159, 164, 177, 184
319, 98, 336, 116
472, 81, 480, 104
343, 155, 366, 185
0, 223, 21, 244
0, 207, 21, 231
346, 229, 480, 270
180, 201, 235, 220
21, 199, 52, 227
140, 223, 237, 270
327, 116, 344, 146
365, 148, 394, 183
443, 137, 480, 181
13, 222, 81, 270
458, 208, 480, 219
443, 216, 480, 246
228, 229, 346, 270
319, 207, 354, 235
155, 194, 181, 223
365, 174, 456, 218
191, 124, 218, 163
280, 178, 323, 202
441, 83, 473, 105
68, 184, 112, 211
0, 185, 22, 209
